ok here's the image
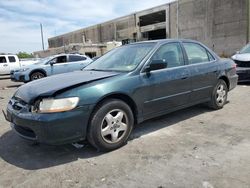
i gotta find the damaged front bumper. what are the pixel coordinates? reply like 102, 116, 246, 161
4, 99, 94, 145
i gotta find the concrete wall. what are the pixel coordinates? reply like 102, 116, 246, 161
45, 0, 249, 57
178, 0, 248, 56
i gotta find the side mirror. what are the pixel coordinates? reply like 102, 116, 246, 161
145, 60, 167, 73
49, 61, 55, 66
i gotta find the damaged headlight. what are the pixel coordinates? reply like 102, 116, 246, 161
33, 97, 79, 113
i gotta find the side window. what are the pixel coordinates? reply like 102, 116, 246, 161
69, 55, 86, 62
49, 58, 57, 64
207, 51, 215, 61
183, 43, 210, 64
0, 56, 7, 63
151, 42, 185, 68
8, 56, 16, 63
55, 56, 67, 64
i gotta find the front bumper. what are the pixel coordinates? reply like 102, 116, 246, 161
5, 101, 94, 145
10, 72, 29, 82
236, 67, 250, 82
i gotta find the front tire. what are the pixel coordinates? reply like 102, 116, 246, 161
208, 79, 228, 110
30, 71, 45, 81
87, 99, 134, 151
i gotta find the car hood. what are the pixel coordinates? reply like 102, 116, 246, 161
231, 53, 250, 61
14, 70, 121, 104
13, 63, 46, 72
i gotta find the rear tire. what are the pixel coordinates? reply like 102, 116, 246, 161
87, 99, 134, 151
208, 79, 228, 110
30, 71, 45, 81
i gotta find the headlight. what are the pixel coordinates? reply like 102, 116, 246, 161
36, 97, 79, 113
19, 68, 30, 72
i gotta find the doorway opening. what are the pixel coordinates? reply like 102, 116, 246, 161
142, 29, 166, 40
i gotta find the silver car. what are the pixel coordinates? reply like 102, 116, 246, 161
11, 54, 92, 82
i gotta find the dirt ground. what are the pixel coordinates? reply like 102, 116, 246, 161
0, 79, 250, 188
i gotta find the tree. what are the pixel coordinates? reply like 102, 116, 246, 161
17, 52, 34, 59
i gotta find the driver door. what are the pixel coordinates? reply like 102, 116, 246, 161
142, 42, 191, 118
50, 55, 69, 75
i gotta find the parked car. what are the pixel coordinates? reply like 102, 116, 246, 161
10, 54, 92, 82
0, 55, 35, 75
4, 39, 238, 151
231, 44, 250, 82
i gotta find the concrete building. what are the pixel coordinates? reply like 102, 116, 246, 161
34, 0, 249, 58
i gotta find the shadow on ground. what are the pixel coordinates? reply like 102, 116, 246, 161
5, 84, 22, 88
0, 104, 211, 170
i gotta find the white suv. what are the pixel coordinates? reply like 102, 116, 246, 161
0, 55, 20, 75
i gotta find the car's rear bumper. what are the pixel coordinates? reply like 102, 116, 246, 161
228, 74, 238, 91
5, 102, 94, 145
236, 67, 250, 82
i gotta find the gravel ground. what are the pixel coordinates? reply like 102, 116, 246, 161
0, 79, 250, 188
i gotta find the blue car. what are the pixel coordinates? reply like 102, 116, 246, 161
11, 54, 92, 82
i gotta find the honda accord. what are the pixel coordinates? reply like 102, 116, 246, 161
4, 39, 238, 151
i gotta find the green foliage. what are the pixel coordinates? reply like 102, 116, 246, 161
17, 52, 34, 59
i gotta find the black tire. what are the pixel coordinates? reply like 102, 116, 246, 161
30, 71, 45, 81
87, 99, 134, 151
208, 79, 228, 110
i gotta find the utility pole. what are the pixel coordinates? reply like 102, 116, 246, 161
40, 23, 45, 51
176, 0, 179, 38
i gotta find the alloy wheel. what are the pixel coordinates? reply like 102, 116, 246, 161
216, 84, 227, 105
101, 109, 128, 144
31, 72, 44, 80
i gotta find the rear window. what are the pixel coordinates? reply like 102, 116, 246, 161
69, 55, 87, 62
183, 43, 210, 64
8, 56, 16, 63
0, 56, 7, 63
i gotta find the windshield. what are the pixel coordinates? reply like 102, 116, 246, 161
240, 44, 250, 54
85, 43, 156, 72
34, 56, 54, 65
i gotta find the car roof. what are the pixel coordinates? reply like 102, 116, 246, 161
49, 53, 87, 58
130, 39, 201, 45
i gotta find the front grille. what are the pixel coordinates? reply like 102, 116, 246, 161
234, 60, 250, 67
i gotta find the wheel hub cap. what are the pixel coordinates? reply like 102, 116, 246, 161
101, 109, 128, 144
216, 84, 226, 105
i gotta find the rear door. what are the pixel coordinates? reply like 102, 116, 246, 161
68, 55, 89, 71
7, 55, 19, 71
0, 56, 10, 74
182, 42, 219, 102
142, 42, 191, 117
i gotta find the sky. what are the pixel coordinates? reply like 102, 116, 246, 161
0, 0, 173, 54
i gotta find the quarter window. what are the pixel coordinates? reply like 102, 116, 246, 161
8, 56, 16, 63
0, 56, 7, 63
183, 43, 210, 64
151, 43, 185, 68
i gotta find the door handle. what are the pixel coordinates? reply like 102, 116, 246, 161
3, 64, 8, 67
181, 73, 189, 80
181, 76, 188, 80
